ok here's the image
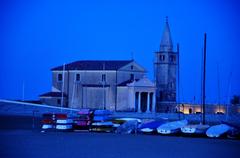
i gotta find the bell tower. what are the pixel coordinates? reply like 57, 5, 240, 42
154, 17, 178, 110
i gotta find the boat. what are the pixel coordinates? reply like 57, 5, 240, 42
206, 124, 231, 138
116, 120, 139, 134
41, 113, 56, 131
181, 124, 210, 135
55, 113, 73, 131
181, 33, 210, 136
90, 121, 114, 132
139, 119, 167, 134
93, 115, 110, 122
227, 127, 240, 139
157, 119, 188, 135
112, 117, 142, 130
94, 109, 112, 116
221, 121, 240, 139
73, 109, 93, 131
90, 109, 113, 132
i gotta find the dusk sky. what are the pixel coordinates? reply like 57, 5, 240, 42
1, 0, 240, 104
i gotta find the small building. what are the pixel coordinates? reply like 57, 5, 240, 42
40, 60, 156, 112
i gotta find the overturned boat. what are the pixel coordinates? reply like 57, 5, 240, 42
139, 119, 167, 134
73, 109, 93, 131
116, 120, 139, 134
206, 124, 231, 138
55, 114, 73, 131
90, 109, 113, 132
157, 119, 188, 135
181, 124, 210, 135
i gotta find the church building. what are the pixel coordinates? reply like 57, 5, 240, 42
40, 60, 156, 112
40, 18, 178, 113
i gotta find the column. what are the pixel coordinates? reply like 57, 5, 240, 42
152, 92, 156, 113
138, 92, 141, 113
146, 92, 150, 113
132, 91, 135, 112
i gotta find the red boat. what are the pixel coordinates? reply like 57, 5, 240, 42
73, 109, 93, 131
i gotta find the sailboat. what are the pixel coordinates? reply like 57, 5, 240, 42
181, 33, 210, 135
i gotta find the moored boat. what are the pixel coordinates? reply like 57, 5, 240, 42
181, 124, 210, 135
116, 120, 139, 134
73, 109, 93, 131
206, 124, 231, 138
157, 119, 188, 135
55, 113, 73, 131
139, 119, 167, 134
90, 109, 113, 132
41, 113, 56, 132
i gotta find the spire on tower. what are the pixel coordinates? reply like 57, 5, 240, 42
160, 16, 173, 52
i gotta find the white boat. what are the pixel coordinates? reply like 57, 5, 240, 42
181, 124, 209, 134
42, 124, 53, 130
56, 124, 73, 130
56, 119, 73, 124
206, 124, 231, 138
139, 120, 167, 133
91, 121, 113, 126
157, 120, 188, 135
114, 118, 142, 124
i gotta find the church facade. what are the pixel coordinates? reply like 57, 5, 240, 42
40, 18, 177, 112
40, 60, 156, 112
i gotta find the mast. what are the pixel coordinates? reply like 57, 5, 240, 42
22, 81, 25, 101
177, 43, 180, 119
202, 33, 207, 124
102, 62, 106, 110
61, 63, 66, 112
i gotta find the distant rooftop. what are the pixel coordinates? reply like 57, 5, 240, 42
51, 60, 134, 71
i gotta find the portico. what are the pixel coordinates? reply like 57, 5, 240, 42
128, 77, 156, 113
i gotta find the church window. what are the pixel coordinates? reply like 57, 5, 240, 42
102, 74, 106, 82
57, 73, 63, 82
57, 99, 61, 105
170, 55, 176, 62
159, 55, 165, 61
75, 73, 80, 82
130, 74, 134, 80
131, 65, 134, 70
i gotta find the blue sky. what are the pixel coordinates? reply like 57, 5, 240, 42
1, 0, 240, 104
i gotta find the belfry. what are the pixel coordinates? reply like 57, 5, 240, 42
154, 17, 178, 111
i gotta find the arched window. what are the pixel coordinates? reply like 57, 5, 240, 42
75, 73, 80, 82
159, 55, 165, 61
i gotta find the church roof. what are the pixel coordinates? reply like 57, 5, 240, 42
127, 76, 155, 87
160, 17, 173, 52
117, 79, 140, 86
39, 92, 67, 98
51, 60, 134, 71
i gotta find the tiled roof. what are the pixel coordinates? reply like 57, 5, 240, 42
51, 60, 134, 71
39, 92, 67, 97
